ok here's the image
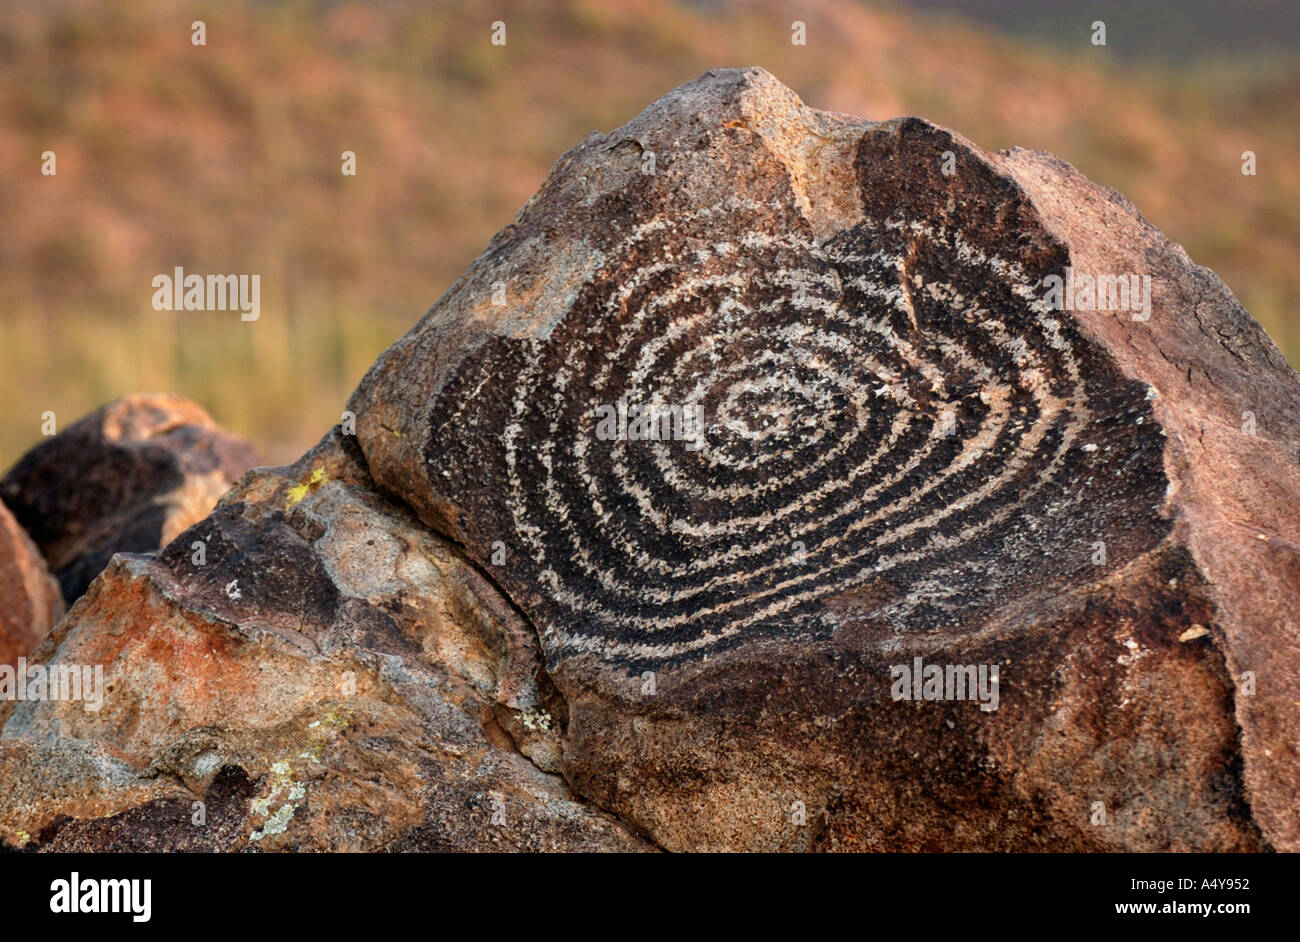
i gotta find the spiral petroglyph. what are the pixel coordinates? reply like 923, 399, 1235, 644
414, 183, 1167, 670
335, 69, 1183, 677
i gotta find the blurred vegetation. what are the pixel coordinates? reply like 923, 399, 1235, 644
1, 0, 1296, 464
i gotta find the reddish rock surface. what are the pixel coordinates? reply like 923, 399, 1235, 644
1, 70, 1296, 852
0, 394, 260, 603
0, 431, 651, 851
0, 500, 63, 669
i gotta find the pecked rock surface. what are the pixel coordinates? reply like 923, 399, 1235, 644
0, 500, 63, 668
3, 69, 1298, 851
1, 394, 260, 604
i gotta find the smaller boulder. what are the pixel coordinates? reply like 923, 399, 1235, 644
0, 394, 259, 603
0, 500, 63, 668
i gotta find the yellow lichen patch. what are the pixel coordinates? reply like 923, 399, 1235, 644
519, 710, 554, 732
300, 704, 355, 763
286, 467, 328, 507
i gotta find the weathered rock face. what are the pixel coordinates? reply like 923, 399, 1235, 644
348, 68, 1299, 851
0, 394, 260, 603
0, 430, 651, 851
0, 500, 63, 668
2, 69, 1297, 852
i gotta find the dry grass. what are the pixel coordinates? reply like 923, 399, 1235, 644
2, 0, 1296, 464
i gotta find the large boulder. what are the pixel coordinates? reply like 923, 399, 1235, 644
0, 394, 260, 603
0, 500, 63, 668
347, 68, 1299, 851
2, 69, 1296, 851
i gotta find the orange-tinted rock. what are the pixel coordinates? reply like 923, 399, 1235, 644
0, 394, 259, 603
0, 431, 652, 851
0, 499, 63, 668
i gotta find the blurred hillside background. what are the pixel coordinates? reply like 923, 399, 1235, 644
2, 0, 1297, 464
